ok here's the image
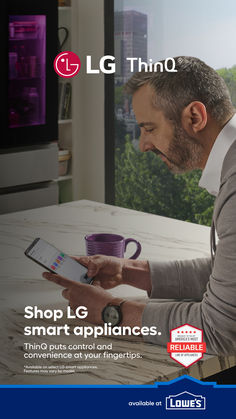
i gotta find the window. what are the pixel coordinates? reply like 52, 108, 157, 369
111, 0, 236, 226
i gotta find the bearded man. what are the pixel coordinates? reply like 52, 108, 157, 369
44, 57, 236, 360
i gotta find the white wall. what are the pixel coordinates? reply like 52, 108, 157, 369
72, 0, 105, 203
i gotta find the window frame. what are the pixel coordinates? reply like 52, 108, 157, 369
104, 0, 115, 204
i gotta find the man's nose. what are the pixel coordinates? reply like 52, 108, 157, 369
139, 133, 151, 152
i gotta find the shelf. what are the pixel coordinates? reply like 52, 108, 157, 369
9, 77, 43, 81
55, 174, 72, 182
58, 7, 71, 11
58, 119, 72, 124
9, 38, 40, 41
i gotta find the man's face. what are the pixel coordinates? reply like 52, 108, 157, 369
132, 84, 203, 173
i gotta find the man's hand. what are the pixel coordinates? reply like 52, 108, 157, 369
74, 255, 125, 289
75, 255, 152, 293
43, 272, 112, 325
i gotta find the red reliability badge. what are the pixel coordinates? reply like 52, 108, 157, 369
167, 324, 206, 368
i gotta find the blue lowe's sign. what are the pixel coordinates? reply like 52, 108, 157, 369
0, 375, 236, 418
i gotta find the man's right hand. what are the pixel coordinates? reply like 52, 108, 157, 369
74, 255, 152, 293
75, 255, 125, 289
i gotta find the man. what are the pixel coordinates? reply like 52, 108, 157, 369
43, 56, 236, 356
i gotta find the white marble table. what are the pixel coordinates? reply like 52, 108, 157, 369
0, 200, 235, 384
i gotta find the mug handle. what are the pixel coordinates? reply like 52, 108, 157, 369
124, 238, 142, 260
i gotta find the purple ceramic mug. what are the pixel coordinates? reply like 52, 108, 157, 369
85, 233, 141, 259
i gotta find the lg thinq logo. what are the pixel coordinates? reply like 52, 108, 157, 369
166, 391, 206, 410
54, 52, 177, 78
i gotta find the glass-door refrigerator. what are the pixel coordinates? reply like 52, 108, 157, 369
0, 0, 58, 214
2, 0, 58, 148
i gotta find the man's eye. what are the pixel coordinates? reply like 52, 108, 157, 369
145, 128, 154, 133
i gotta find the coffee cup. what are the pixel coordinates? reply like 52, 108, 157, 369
85, 233, 141, 259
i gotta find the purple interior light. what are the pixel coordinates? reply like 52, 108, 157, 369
8, 15, 46, 128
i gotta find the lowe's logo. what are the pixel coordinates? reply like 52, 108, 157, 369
166, 391, 206, 410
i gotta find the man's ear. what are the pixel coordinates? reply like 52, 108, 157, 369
181, 101, 207, 134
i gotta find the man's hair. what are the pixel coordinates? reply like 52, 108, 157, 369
125, 56, 234, 124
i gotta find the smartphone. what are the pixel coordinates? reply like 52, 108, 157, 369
25, 238, 93, 284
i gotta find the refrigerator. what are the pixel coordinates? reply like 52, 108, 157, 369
0, 0, 59, 213
2, 0, 58, 148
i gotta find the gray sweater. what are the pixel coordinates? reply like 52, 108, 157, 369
142, 140, 236, 355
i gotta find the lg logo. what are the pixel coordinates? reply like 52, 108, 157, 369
54, 51, 81, 78
54, 51, 115, 78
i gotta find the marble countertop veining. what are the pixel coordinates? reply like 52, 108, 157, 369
0, 200, 234, 384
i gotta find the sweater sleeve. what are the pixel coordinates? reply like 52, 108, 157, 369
142, 176, 236, 355
148, 257, 211, 301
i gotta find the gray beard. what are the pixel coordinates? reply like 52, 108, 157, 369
152, 124, 204, 174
